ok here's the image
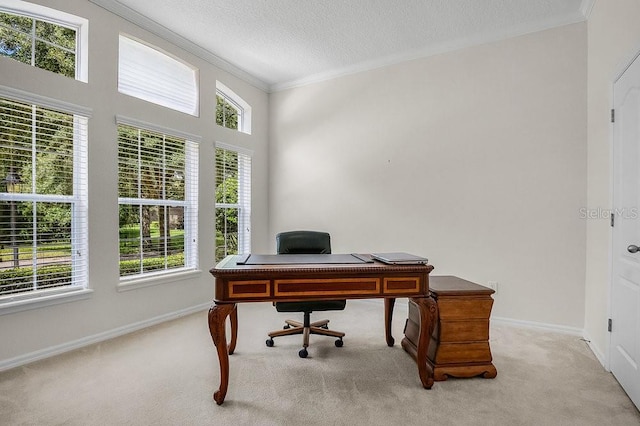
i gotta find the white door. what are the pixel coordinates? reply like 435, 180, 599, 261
611, 51, 640, 411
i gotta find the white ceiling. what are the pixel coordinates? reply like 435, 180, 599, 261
92, 0, 594, 92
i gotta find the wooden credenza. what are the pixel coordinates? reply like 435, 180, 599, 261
403, 275, 497, 381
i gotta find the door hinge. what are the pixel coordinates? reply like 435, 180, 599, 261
611, 214, 615, 227
611, 109, 615, 123
608, 318, 612, 332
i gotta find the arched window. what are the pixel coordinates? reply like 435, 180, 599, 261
0, 1, 88, 81
216, 81, 251, 134
118, 35, 199, 116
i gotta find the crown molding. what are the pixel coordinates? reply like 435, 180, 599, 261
88, 0, 270, 93
271, 9, 589, 92
89, 0, 591, 94
580, 0, 596, 19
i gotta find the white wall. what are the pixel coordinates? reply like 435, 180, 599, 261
0, 0, 269, 368
269, 23, 588, 328
584, 0, 640, 363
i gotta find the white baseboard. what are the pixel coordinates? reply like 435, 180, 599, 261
491, 315, 583, 335
0, 302, 211, 372
1, 302, 609, 374
582, 329, 609, 370
351, 302, 609, 368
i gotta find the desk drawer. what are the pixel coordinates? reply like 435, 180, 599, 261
228, 280, 271, 298
274, 278, 380, 297
383, 277, 420, 294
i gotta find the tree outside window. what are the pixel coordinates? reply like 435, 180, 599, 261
216, 93, 239, 130
215, 146, 250, 262
0, 97, 87, 297
117, 123, 198, 278
0, 11, 76, 78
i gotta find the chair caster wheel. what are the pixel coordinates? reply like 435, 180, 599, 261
266, 338, 274, 347
335, 339, 343, 347
321, 324, 329, 329
283, 324, 290, 329
299, 348, 308, 358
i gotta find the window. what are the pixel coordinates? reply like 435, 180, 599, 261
216, 81, 251, 134
117, 118, 198, 280
215, 144, 251, 262
118, 35, 199, 116
0, 93, 88, 301
0, 1, 88, 81
216, 91, 240, 130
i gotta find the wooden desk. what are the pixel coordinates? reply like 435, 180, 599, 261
208, 254, 437, 405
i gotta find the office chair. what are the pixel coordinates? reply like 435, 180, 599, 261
265, 230, 346, 358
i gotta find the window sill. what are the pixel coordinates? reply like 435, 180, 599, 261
117, 269, 202, 292
0, 287, 93, 316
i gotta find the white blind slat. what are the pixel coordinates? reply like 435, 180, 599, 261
215, 146, 251, 261
0, 97, 88, 298
117, 123, 198, 279
118, 35, 199, 116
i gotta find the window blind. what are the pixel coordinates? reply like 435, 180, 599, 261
117, 122, 198, 279
215, 145, 251, 262
118, 35, 199, 116
0, 97, 88, 298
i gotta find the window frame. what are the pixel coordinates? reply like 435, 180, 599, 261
0, 0, 89, 82
215, 143, 251, 262
116, 116, 200, 290
216, 81, 251, 134
0, 85, 91, 315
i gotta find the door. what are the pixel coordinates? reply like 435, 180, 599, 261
611, 51, 640, 411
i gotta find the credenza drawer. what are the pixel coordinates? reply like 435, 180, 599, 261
431, 341, 492, 364
438, 319, 490, 343
436, 298, 493, 320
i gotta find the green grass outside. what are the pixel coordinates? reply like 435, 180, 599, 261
1, 222, 185, 261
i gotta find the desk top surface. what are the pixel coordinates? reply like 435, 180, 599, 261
237, 253, 371, 265
211, 254, 433, 277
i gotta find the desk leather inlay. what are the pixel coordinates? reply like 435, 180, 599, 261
229, 280, 270, 298
274, 278, 380, 297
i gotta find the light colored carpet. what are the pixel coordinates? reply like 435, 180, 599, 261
1, 300, 639, 426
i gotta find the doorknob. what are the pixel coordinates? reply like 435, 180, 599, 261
628, 245, 640, 253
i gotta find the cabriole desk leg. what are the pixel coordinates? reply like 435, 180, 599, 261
417, 296, 438, 388
228, 304, 238, 355
384, 298, 396, 346
401, 296, 438, 389
208, 302, 237, 405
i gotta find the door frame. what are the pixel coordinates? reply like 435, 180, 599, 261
608, 45, 640, 372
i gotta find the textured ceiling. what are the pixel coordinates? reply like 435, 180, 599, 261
94, 0, 592, 91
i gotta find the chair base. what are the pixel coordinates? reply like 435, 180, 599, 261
266, 312, 345, 357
